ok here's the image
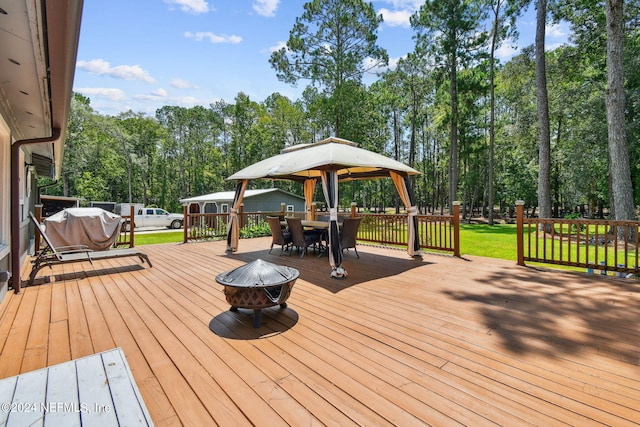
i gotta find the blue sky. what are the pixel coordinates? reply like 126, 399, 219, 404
73, 0, 571, 116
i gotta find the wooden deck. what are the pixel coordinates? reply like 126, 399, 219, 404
1, 238, 639, 426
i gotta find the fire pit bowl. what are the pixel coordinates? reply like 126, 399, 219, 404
215, 259, 299, 327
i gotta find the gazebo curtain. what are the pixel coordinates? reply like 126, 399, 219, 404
304, 178, 316, 220
226, 179, 248, 252
320, 171, 345, 278
390, 171, 421, 256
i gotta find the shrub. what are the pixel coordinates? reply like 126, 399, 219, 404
565, 212, 586, 232
240, 221, 271, 239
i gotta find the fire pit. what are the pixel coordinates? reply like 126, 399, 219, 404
215, 259, 299, 327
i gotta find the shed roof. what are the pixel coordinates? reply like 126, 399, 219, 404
180, 188, 304, 205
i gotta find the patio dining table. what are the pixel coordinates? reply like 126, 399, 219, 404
281, 219, 338, 257
280, 219, 339, 229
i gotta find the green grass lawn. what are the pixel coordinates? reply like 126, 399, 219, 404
129, 223, 635, 276
132, 223, 522, 262
459, 223, 518, 260
133, 231, 184, 246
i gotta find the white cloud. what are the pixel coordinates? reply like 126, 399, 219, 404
253, 0, 280, 17
76, 59, 155, 83
374, 0, 421, 9
75, 86, 221, 116
546, 22, 566, 38
184, 31, 242, 44
170, 78, 197, 89
387, 56, 402, 70
379, 8, 412, 28
267, 40, 287, 53
134, 88, 168, 101
152, 88, 168, 98
164, 0, 209, 14
376, 0, 422, 27
174, 96, 202, 105
495, 39, 519, 61
133, 92, 207, 108
363, 56, 398, 75
74, 87, 127, 101
546, 42, 565, 52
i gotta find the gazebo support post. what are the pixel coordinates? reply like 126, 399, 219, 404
226, 180, 248, 252
321, 171, 345, 278
390, 172, 421, 257
304, 179, 316, 220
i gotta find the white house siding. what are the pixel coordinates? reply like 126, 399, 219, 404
0, 115, 11, 299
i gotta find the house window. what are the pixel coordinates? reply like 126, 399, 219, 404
221, 204, 229, 213
286, 205, 294, 212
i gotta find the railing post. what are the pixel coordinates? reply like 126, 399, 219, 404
129, 205, 135, 247
281, 203, 286, 218
452, 201, 461, 257
34, 204, 43, 252
183, 205, 188, 243
351, 202, 357, 218
311, 202, 317, 220
239, 203, 245, 229
516, 200, 525, 266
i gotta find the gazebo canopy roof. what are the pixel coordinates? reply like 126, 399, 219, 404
227, 137, 420, 183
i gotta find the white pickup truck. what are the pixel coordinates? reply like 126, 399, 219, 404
134, 207, 184, 229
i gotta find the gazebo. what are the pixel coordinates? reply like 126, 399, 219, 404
226, 137, 421, 278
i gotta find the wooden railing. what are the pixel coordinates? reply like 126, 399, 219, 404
356, 203, 460, 255
183, 212, 230, 242
516, 201, 640, 276
182, 203, 461, 256
114, 206, 135, 248
182, 204, 310, 243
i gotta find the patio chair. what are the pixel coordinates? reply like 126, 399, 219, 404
339, 217, 362, 258
267, 216, 292, 255
286, 217, 323, 258
28, 212, 152, 285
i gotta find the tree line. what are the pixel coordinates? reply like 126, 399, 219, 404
43, 0, 640, 221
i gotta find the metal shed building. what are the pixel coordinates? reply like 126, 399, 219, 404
180, 188, 306, 214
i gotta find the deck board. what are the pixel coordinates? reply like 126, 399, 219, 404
1, 237, 639, 426
0, 347, 153, 426
87, 272, 180, 426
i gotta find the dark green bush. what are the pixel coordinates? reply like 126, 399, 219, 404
240, 221, 271, 238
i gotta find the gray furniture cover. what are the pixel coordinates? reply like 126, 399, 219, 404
43, 207, 122, 251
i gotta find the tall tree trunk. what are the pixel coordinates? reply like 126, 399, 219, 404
605, 0, 635, 226
488, 0, 501, 226
142, 166, 148, 206
536, 0, 552, 221
393, 109, 401, 214
409, 84, 418, 197
553, 116, 562, 217
127, 158, 132, 204
449, 53, 459, 211
62, 173, 70, 198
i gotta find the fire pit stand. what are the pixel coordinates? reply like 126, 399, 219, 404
215, 259, 299, 327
